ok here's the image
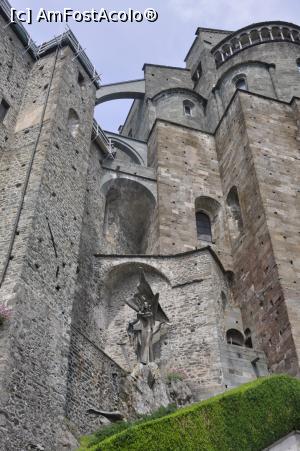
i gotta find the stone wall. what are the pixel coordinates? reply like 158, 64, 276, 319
242, 92, 300, 374
0, 14, 33, 153
90, 250, 234, 400
0, 12, 33, 294
1, 14, 300, 449
220, 343, 268, 389
0, 42, 97, 450
65, 326, 126, 435
122, 32, 300, 140
147, 120, 232, 268
215, 90, 299, 376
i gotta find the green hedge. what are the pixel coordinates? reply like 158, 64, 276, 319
80, 375, 300, 451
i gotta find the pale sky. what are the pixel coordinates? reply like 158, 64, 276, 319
11, 0, 300, 132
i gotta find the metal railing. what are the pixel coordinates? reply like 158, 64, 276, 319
0, 0, 38, 55
1, 0, 111, 150
0, 0, 100, 87
92, 119, 115, 158
37, 27, 100, 86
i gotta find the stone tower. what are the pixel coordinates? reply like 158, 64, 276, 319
0, 1, 300, 448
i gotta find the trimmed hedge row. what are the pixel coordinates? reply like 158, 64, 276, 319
80, 375, 300, 451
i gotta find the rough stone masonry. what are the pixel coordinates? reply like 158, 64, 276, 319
0, 3, 299, 449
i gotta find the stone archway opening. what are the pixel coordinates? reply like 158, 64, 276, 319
102, 178, 156, 255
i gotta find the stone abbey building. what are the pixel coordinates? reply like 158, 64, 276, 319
0, 0, 300, 448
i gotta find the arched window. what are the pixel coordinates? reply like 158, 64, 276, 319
192, 62, 202, 84
235, 77, 247, 90
244, 328, 253, 348
196, 212, 212, 242
68, 108, 80, 138
214, 51, 223, 67
292, 30, 300, 42
226, 329, 244, 346
222, 44, 231, 58
231, 38, 241, 52
250, 29, 260, 44
240, 34, 250, 47
221, 291, 227, 309
183, 99, 194, 117
226, 186, 244, 238
0, 98, 10, 122
296, 58, 300, 73
77, 71, 85, 86
261, 28, 271, 41
282, 27, 291, 40
271, 27, 281, 39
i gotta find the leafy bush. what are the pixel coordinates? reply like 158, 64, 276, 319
166, 370, 186, 382
79, 404, 177, 450
79, 375, 300, 451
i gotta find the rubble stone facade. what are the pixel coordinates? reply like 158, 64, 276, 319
0, 4, 299, 449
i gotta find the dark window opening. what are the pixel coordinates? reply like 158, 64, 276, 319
183, 100, 195, 118
128, 129, 133, 137
226, 329, 244, 346
221, 292, 227, 309
0, 98, 10, 122
296, 58, 300, 72
192, 62, 202, 85
68, 108, 80, 138
78, 71, 85, 86
244, 328, 253, 348
226, 186, 244, 235
235, 78, 247, 90
196, 212, 212, 242
184, 105, 191, 116
251, 357, 260, 377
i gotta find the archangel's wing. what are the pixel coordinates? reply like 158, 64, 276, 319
137, 270, 154, 300
151, 293, 169, 323
125, 297, 140, 313
151, 293, 160, 318
156, 304, 169, 323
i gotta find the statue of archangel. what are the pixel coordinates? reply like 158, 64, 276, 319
125, 270, 169, 365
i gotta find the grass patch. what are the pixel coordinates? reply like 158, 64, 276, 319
79, 375, 300, 451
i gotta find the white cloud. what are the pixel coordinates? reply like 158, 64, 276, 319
166, 0, 300, 29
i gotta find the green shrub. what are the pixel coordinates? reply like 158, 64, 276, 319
79, 375, 300, 451
79, 404, 177, 450
166, 371, 184, 382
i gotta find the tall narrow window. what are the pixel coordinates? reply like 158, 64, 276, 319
0, 98, 10, 122
183, 100, 194, 117
196, 212, 212, 242
78, 71, 85, 86
68, 108, 80, 138
235, 77, 247, 90
192, 62, 202, 85
245, 328, 253, 348
296, 58, 300, 72
226, 186, 243, 239
184, 104, 191, 116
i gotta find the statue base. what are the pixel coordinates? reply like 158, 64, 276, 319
122, 362, 193, 417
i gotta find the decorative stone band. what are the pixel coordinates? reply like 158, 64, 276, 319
212, 22, 300, 68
